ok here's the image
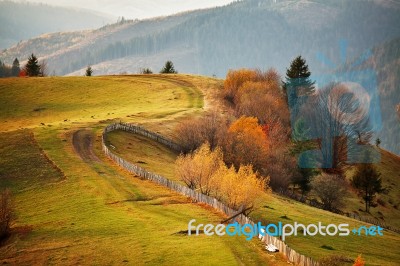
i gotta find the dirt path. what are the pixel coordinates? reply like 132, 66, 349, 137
72, 129, 100, 162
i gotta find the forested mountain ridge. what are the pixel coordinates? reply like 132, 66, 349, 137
2, 0, 400, 76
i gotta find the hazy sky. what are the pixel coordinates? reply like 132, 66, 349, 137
23, 0, 235, 19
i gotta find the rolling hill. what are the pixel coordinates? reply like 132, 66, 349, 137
0, 75, 399, 265
0, 75, 290, 265
1, 0, 399, 156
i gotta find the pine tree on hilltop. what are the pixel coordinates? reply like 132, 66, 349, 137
11, 58, 20, 77
283, 56, 315, 107
160, 61, 177, 74
25, 54, 41, 77
85, 66, 93, 76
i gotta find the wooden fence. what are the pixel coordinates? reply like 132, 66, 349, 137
102, 122, 319, 266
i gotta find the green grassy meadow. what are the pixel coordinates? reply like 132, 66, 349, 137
0, 76, 289, 265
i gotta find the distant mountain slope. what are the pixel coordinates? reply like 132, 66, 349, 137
0, 1, 113, 50
2, 0, 400, 76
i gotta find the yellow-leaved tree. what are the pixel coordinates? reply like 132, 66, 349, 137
215, 164, 266, 210
175, 143, 224, 195
176, 142, 268, 210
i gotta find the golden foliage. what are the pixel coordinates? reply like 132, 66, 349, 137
214, 164, 266, 209
176, 143, 224, 195
176, 143, 267, 209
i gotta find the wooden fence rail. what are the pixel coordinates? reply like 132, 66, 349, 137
102, 122, 319, 266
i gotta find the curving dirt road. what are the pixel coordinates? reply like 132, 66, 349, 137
72, 129, 100, 162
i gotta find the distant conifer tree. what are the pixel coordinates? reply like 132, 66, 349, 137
160, 61, 177, 74
11, 58, 20, 77
25, 54, 41, 76
85, 66, 93, 76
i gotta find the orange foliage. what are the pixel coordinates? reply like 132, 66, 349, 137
224, 116, 269, 171
224, 69, 260, 102
353, 255, 365, 266
232, 69, 290, 145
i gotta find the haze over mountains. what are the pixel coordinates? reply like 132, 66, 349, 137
0, 1, 113, 49
23, 0, 235, 19
1, 0, 399, 155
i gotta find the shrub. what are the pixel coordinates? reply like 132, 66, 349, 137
0, 189, 13, 240
311, 175, 348, 211
319, 255, 352, 266
175, 110, 226, 153
140, 68, 153, 74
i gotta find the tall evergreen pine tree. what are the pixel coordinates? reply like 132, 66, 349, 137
25, 54, 40, 77
283, 56, 315, 108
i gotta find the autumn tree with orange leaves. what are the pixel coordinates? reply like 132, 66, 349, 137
234, 69, 290, 144
223, 116, 269, 172
223, 68, 261, 103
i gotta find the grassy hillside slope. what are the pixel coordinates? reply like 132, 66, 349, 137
344, 149, 400, 228
107, 128, 400, 265
0, 75, 288, 265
